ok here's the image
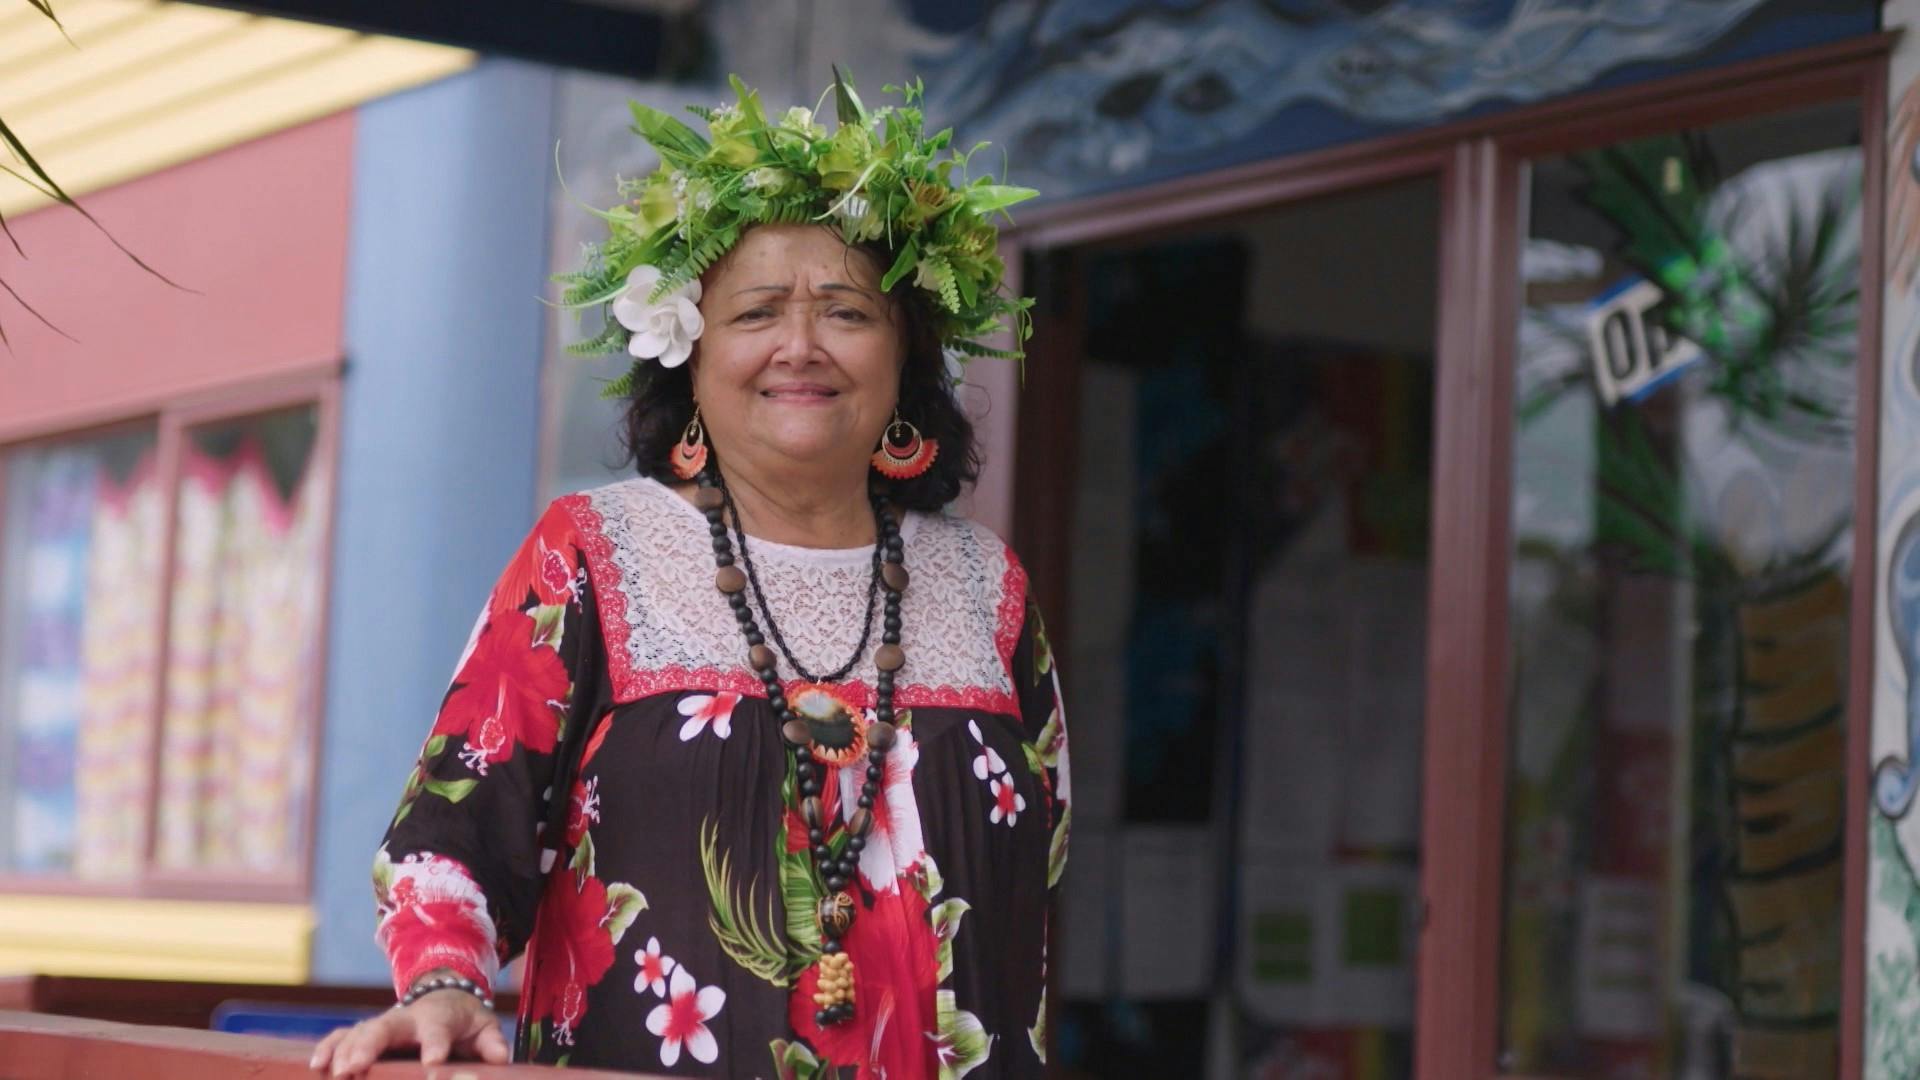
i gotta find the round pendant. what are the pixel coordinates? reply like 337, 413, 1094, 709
788, 683, 870, 767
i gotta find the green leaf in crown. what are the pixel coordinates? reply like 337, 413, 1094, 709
556, 67, 1039, 397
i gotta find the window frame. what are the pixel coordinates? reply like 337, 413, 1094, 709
1005, 32, 1892, 1080
0, 370, 342, 904
1439, 48, 1888, 1080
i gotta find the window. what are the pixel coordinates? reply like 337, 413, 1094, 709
0, 383, 336, 895
0, 425, 161, 878
1500, 102, 1862, 1076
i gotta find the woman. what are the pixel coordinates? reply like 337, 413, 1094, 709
311, 73, 1068, 1079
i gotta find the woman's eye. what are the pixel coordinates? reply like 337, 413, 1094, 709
830, 307, 869, 323
736, 307, 773, 322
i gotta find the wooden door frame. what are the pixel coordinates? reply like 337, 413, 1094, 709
1005, 31, 1892, 1080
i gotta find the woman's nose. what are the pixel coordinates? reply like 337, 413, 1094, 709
770, 307, 820, 363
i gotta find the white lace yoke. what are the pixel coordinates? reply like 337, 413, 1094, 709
557, 477, 1027, 715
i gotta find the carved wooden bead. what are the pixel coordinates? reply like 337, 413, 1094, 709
819, 893, 855, 936
848, 808, 873, 838
875, 644, 905, 672
881, 563, 909, 592
750, 644, 777, 672
782, 719, 811, 748
802, 797, 825, 829
694, 486, 724, 512
866, 721, 896, 752
716, 566, 748, 594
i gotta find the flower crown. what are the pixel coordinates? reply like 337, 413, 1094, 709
556, 69, 1038, 398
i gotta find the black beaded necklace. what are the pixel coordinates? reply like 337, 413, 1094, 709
697, 464, 907, 1029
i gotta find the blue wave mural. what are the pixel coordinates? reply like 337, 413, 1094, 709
902, 0, 1876, 196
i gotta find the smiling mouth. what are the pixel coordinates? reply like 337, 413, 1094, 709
761, 388, 839, 399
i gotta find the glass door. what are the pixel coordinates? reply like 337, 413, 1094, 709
1499, 101, 1864, 1078
1036, 176, 1442, 1079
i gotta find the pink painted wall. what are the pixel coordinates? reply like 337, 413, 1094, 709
0, 111, 355, 441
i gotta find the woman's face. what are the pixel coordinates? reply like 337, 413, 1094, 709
691, 225, 905, 485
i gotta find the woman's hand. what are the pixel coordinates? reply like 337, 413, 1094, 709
307, 989, 510, 1077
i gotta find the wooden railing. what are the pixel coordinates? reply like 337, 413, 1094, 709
0, 973, 437, 1029
0, 1010, 653, 1079
0, 976, 657, 1079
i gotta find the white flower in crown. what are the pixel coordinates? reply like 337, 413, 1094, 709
835, 194, 870, 221
833, 194, 885, 243
612, 265, 704, 368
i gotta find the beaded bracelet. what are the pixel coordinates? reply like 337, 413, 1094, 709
400, 972, 495, 1011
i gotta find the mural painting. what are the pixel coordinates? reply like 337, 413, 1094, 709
906, 0, 1874, 196
1866, 12, 1920, 1072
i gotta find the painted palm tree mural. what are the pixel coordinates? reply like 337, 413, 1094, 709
1503, 116, 1859, 1075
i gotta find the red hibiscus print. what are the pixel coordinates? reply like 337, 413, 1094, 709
527, 874, 618, 1046
787, 887, 938, 1077
435, 609, 568, 773
784, 803, 811, 855
491, 509, 583, 613
472, 705, 508, 760
580, 715, 613, 768
783, 764, 845, 854
565, 776, 601, 848
376, 853, 496, 997
537, 542, 578, 602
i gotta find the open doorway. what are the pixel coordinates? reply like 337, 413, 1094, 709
1024, 177, 1441, 1078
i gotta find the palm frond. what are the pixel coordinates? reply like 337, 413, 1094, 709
1, 4, 188, 347
700, 818, 812, 987
0, 271, 75, 345
22, 0, 72, 45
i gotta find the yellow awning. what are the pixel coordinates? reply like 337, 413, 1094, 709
0, 0, 474, 218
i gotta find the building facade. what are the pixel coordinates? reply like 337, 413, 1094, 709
1, 2, 1913, 1077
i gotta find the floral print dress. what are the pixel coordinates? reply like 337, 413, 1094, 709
374, 476, 1070, 1078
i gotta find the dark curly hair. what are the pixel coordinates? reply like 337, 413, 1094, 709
619, 228, 980, 512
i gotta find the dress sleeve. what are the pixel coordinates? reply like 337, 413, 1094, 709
1009, 588, 1070, 893
371, 499, 612, 999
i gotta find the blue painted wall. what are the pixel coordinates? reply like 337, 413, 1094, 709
310, 59, 556, 984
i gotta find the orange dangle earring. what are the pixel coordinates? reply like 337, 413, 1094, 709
871, 410, 938, 480
670, 405, 709, 480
